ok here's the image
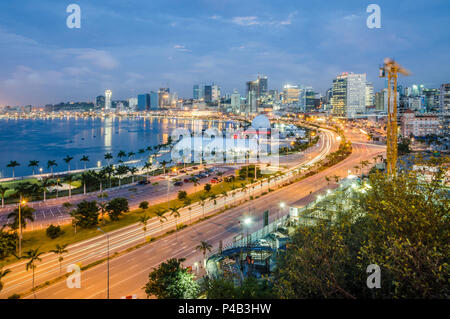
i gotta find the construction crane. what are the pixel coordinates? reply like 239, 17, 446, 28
379, 58, 411, 175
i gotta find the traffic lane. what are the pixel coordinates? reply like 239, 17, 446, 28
2, 130, 337, 297
31, 143, 382, 299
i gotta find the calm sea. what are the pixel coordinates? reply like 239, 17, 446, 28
0, 116, 234, 178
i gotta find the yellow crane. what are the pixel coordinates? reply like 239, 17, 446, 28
379, 58, 411, 175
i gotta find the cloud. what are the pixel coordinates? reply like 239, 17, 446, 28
74, 49, 118, 70
232, 16, 260, 26
230, 12, 297, 27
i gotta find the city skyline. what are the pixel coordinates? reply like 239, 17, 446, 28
0, 0, 449, 106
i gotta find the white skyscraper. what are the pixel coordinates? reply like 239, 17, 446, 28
231, 89, 241, 114
365, 82, 374, 109
127, 98, 138, 111
105, 90, 112, 110
346, 73, 366, 118
212, 85, 221, 102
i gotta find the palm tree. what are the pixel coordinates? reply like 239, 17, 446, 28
117, 150, 127, 163
128, 167, 138, 183
50, 244, 68, 274
104, 153, 113, 165
40, 177, 52, 202
28, 160, 39, 175
143, 162, 152, 181
7, 160, 20, 178
138, 148, 146, 157
97, 201, 108, 224
138, 214, 151, 240
0, 185, 9, 208
68, 208, 77, 235
200, 195, 207, 218
65, 174, 74, 198
154, 209, 167, 231
47, 160, 57, 176
115, 165, 129, 187
0, 266, 11, 293
127, 152, 135, 161
195, 241, 212, 267
221, 190, 228, 206
80, 172, 89, 195
209, 193, 217, 208
333, 175, 340, 184
325, 176, 331, 186
8, 204, 35, 234
63, 156, 74, 172
95, 170, 107, 193
169, 206, 181, 238
161, 160, 168, 175
80, 155, 89, 171
17, 248, 45, 299
103, 165, 114, 188
193, 178, 200, 194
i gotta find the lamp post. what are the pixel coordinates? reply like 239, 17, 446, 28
18, 198, 26, 257
279, 202, 285, 222
98, 227, 110, 299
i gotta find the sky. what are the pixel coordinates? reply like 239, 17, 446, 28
0, 0, 449, 106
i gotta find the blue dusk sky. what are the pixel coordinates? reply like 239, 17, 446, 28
0, 0, 449, 106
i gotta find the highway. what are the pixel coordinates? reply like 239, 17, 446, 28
0, 127, 384, 299
0, 133, 326, 231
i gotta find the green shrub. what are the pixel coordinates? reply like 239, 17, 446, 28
46, 224, 65, 239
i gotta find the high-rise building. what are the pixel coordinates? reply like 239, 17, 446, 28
127, 98, 138, 111
331, 73, 366, 118
282, 84, 300, 105
137, 94, 150, 111
105, 90, 112, 110
299, 87, 316, 112
193, 85, 200, 100
246, 75, 268, 103
204, 85, 212, 103
423, 88, 440, 112
440, 84, 450, 113
212, 85, 220, 102
230, 89, 241, 114
374, 88, 399, 113
365, 83, 374, 109
246, 90, 257, 114
150, 91, 158, 110
158, 88, 170, 107
331, 75, 347, 116
96, 95, 105, 108
440, 83, 450, 138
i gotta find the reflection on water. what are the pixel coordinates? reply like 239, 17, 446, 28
0, 117, 234, 178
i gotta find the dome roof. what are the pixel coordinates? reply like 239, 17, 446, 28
251, 115, 271, 129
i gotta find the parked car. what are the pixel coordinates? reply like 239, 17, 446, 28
192, 166, 199, 170
184, 178, 190, 183
174, 181, 183, 187
212, 177, 222, 183
138, 180, 150, 185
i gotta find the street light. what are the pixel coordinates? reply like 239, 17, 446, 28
18, 199, 26, 257
97, 227, 110, 299
278, 202, 285, 221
